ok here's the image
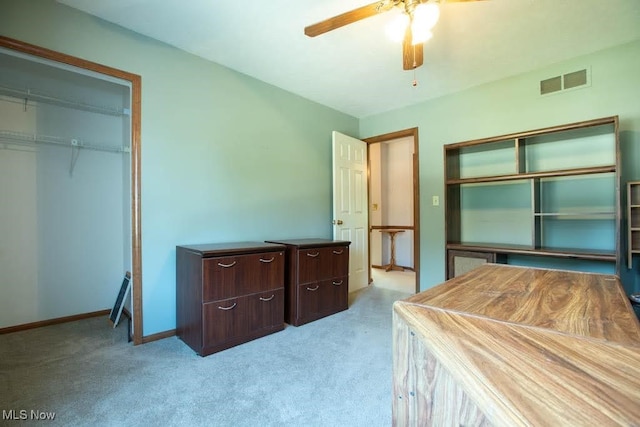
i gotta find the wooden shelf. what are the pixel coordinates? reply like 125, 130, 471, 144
446, 165, 615, 185
445, 116, 618, 150
628, 181, 640, 268
533, 212, 614, 217
445, 116, 620, 277
447, 243, 617, 262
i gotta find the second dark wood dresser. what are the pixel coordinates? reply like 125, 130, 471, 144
176, 242, 286, 356
266, 239, 350, 326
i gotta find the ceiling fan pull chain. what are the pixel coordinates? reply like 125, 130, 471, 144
413, 44, 417, 68
412, 45, 418, 87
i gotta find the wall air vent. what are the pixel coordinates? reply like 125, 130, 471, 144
540, 76, 562, 95
563, 69, 588, 89
540, 68, 590, 95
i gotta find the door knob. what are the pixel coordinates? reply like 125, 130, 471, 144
333, 219, 343, 225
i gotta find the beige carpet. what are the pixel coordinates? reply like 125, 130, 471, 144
0, 286, 411, 426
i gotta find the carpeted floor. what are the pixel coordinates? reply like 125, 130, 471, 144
0, 286, 411, 426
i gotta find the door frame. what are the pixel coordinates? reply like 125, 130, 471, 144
363, 127, 420, 293
0, 36, 144, 345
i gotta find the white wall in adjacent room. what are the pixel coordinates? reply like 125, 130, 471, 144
382, 137, 414, 268
370, 137, 414, 269
369, 143, 382, 266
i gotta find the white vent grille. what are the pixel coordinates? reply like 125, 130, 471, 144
540, 68, 590, 95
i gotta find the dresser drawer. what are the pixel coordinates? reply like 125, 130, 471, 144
295, 278, 347, 325
297, 246, 349, 284
247, 288, 284, 334
203, 251, 284, 301
202, 290, 284, 352
203, 296, 248, 346
329, 246, 349, 278
327, 276, 348, 313
296, 281, 327, 321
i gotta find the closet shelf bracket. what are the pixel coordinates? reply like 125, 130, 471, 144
69, 139, 80, 176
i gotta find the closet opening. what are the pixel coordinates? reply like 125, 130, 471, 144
0, 37, 142, 344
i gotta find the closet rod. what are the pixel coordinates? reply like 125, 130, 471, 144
0, 84, 130, 117
0, 130, 130, 154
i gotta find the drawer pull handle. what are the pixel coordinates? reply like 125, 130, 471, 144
259, 295, 275, 302
332, 280, 343, 286
259, 257, 275, 263
218, 261, 237, 268
306, 252, 320, 258
332, 250, 344, 255
217, 302, 237, 311
306, 285, 319, 291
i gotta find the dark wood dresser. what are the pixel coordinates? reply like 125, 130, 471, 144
176, 242, 286, 356
266, 239, 350, 326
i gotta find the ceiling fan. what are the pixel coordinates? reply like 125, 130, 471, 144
305, 0, 484, 70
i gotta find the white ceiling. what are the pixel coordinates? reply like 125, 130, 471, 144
57, 0, 640, 118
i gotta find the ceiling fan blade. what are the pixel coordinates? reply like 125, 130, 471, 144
402, 27, 424, 70
305, 1, 394, 37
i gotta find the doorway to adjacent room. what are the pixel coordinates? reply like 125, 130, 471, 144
365, 128, 420, 294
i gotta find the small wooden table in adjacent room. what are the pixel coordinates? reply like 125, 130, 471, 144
379, 229, 405, 272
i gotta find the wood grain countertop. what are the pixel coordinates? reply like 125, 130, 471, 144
392, 264, 640, 426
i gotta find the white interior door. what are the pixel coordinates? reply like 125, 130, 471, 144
332, 131, 368, 292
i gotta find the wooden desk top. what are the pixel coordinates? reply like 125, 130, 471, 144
394, 264, 640, 425
403, 264, 640, 344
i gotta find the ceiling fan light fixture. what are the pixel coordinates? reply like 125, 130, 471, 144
303, 0, 485, 72
413, 3, 440, 31
385, 10, 410, 43
411, 3, 439, 45
411, 29, 433, 45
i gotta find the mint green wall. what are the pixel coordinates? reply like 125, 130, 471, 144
360, 40, 640, 294
0, 0, 358, 335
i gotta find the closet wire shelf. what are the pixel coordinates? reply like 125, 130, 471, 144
0, 130, 130, 154
0, 84, 130, 117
